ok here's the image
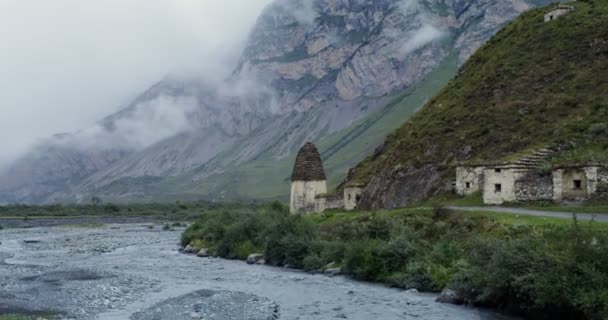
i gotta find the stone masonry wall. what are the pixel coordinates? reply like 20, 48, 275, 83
456, 166, 484, 196
315, 194, 344, 213
514, 171, 553, 201
598, 167, 608, 185
544, 7, 573, 22
483, 168, 524, 205
290, 180, 327, 214
344, 187, 364, 211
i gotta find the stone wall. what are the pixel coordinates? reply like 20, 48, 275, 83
315, 194, 344, 213
514, 171, 553, 201
599, 167, 608, 185
479, 165, 606, 205
456, 166, 484, 196
344, 186, 364, 211
553, 167, 597, 202
594, 167, 608, 197
483, 168, 523, 205
290, 180, 327, 214
544, 6, 573, 22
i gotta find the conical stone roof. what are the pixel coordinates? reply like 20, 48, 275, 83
291, 142, 326, 182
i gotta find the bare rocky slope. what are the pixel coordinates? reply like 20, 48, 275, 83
345, 0, 608, 209
0, 0, 552, 204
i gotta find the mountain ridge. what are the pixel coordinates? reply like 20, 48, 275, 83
0, 0, 553, 204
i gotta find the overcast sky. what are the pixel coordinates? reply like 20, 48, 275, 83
0, 0, 272, 169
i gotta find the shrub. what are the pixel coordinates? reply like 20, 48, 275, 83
103, 203, 120, 213
181, 222, 204, 247
432, 205, 452, 221
303, 254, 324, 272
236, 241, 258, 260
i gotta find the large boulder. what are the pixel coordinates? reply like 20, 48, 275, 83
197, 249, 209, 258
324, 262, 342, 277
324, 268, 342, 277
435, 289, 465, 305
182, 245, 195, 254
246, 253, 265, 265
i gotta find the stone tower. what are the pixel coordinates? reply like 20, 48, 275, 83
290, 142, 327, 214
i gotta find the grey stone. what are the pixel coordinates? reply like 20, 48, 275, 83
435, 289, 464, 305
324, 268, 342, 277
197, 249, 209, 258
246, 254, 265, 265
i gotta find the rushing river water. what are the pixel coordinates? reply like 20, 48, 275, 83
0, 223, 516, 320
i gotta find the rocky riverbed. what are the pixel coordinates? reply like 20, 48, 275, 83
0, 223, 516, 320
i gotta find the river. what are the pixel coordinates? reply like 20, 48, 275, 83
0, 223, 516, 320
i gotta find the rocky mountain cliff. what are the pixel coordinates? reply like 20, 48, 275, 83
346, 0, 608, 209
0, 0, 553, 204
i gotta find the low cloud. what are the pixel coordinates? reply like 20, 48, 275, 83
274, 0, 319, 26
400, 24, 446, 55
0, 0, 273, 170
62, 95, 200, 151
397, 0, 447, 56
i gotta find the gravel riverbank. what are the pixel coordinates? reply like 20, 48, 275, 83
0, 223, 516, 320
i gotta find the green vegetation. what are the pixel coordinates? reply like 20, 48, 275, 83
0, 201, 252, 221
350, 0, 608, 186
0, 313, 58, 320
182, 202, 608, 319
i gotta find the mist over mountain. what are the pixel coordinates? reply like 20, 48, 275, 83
0, 0, 553, 204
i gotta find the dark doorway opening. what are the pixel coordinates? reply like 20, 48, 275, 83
574, 180, 582, 190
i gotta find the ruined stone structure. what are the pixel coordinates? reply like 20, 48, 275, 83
553, 166, 603, 202
315, 193, 343, 213
290, 142, 365, 214
461, 163, 605, 205
344, 182, 365, 211
456, 147, 607, 205
455, 166, 485, 196
544, 5, 574, 22
290, 142, 328, 214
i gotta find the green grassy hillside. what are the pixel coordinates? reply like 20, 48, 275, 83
348, 1, 608, 201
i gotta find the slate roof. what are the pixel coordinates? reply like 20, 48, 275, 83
291, 142, 326, 181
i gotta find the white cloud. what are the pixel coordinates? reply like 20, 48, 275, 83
396, 0, 446, 56
0, 0, 272, 169
400, 24, 446, 55
61, 95, 200, 151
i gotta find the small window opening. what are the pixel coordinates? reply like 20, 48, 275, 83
465, 182, 471, 189
495, 184, 502, 193
356, 195, 362, 202
348, 194, 352, 200
495, 168, 502, 173
550, 15, 554, 21
574, 180, 582, 190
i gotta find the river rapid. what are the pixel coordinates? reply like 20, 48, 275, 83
0, 223, 516, 320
